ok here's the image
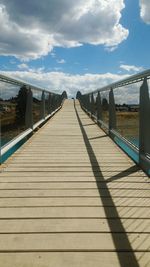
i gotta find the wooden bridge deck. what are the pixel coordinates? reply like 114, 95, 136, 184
0, 100, 149, 267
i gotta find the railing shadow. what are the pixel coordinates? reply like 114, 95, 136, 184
74, 101, 140, 267
83, 123, 96, 126
106, 165, 140, 183
89, 134, 108, 140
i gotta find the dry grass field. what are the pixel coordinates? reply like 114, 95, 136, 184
116, 111, 139, 141
101, 111, 139, 146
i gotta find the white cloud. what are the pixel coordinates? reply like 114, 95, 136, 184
0, 4, 54, 61
57, 59, 66, 64
0, 69, 128, 99
54, 67, 62, 71
18, 63, 28, 69
2, 69, 146, 104
140, 0, 150, 24
0, 0, 129, 60
10, 59, 16, 64
120, 64, 144, 72
105, 46, 118, 52
51, 52, 56, 58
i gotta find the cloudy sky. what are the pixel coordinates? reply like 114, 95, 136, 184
0, 0, 150, 97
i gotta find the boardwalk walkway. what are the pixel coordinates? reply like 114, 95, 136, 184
0, 100, 149, 267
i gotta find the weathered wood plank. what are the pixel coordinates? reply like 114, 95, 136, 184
0, 181, 149, 190
0, 252, 149, 267
0, 218, 149, 233
0, 206, 149, 219
0, 188, 149, 198
0, 233, 149, 251
0, 197, 149, 207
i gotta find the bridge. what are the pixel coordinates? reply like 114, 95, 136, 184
0, 72, 150, 266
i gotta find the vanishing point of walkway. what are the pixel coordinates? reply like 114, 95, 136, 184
0, 100, 149, 267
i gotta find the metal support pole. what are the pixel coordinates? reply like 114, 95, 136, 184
96, 92, 102, 123
87, 94, 90, 113
40, 91, 45, 119
25, 88, 33, 129
83, 96, 86, 109
80, 95, 83, 109
50, 94, 54, 112
78, 95, 84, 108
80, 95, 83, 108
54, 95, 56, 110
48, 93, 52, 114
139, 78, 150, 172
91, 93, 95, 117
109, 88, 116, 136
53, 95, 56, 111
85, 95, 88, 110
58, 95, 61, 107
55, 95, 58, 109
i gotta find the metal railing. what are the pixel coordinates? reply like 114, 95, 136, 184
0, 74, 67, 162
76, 69, 150, 176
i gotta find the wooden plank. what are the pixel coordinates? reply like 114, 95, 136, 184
0, 233, 149, 251
0, 196, 149, 207
0, 171, 146, 179
0, 206, 149, 219
0, 252, 149, 267
0, 188, 149, 198
0, 181, 149, 190
0, 218, 149, 233
4, 167, 137, 174
7, 162, 134, 167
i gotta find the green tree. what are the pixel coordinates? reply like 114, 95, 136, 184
15, 85, 28, 125
102, 98, 109, 111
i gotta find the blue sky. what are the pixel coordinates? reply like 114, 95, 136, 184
0, 0, 150, 96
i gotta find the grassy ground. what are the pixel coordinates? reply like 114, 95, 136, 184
101, 111, 139, 143
116, 112, 139, 140
1, 110, 25, 146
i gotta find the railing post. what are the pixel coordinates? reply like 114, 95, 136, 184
53, 95, 56, 111
81, 95, 84, 109
84, 95, 87, 110
109, 88, 116, 136
25, 87, 33, 129
77, 93, 81, 106
58, 95, 61, 108
91, 93, 95, 117
40, 91, 45, 119
85, 95, 88, 110
51, 94, 55, 112
139, 78, 150, 172
96, 91, 102, 124
86, 94, 90, 113
48, 93, 52, 114
55, 95, 58, 110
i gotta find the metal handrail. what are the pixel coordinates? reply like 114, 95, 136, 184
0, 73, 59, 94
84, 69, 150, 95
0, 74, 67, 161
77, 69, 150, 176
